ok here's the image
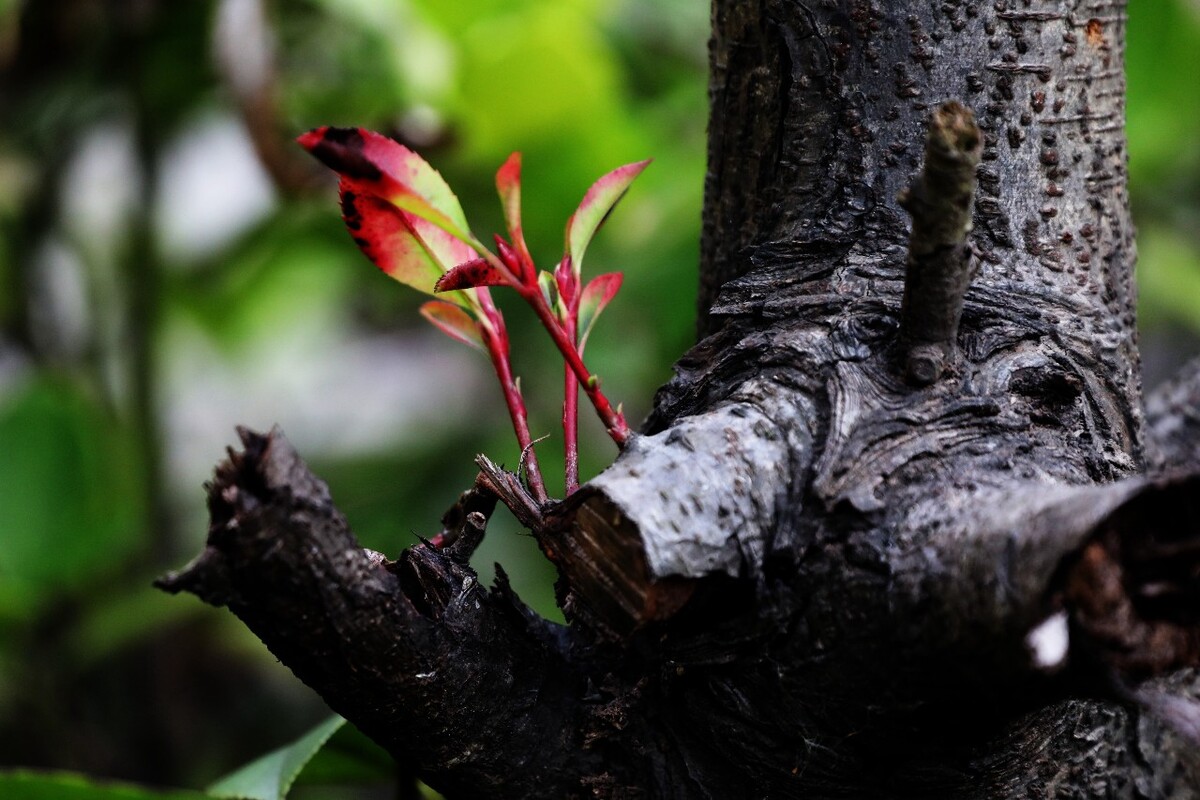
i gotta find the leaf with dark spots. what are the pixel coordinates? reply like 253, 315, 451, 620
340, 190, 363, 231
338, 184, 472, 308
299, 127, 381, 181
298, 126, 475, 244
435, 258, 511, 292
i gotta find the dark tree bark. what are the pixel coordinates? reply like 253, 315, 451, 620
159, 2, 1200, 797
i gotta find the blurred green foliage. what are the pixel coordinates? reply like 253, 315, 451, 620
0, 0, 1196, 797
1127, 0, 1200, 336
0, 772, 207, 800
0, 376, 143, 622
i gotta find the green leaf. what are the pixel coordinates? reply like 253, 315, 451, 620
0, 771, 205, 799
566, 159, 650, 274
207, 716, 346, 800
537, 270, 559, 312
291, 720, 395, 786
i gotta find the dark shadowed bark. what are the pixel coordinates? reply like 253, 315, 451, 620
160, 2, 1200, 797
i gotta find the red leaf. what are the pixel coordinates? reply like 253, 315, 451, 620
554, 255, 578, 310
435, 258, 511, 292
494, 235, 525, 279
299, 127, 474, 243
338, 182, 473, 308
496, 153, 533, 275
577, 272, 623, 353
419, 301, 485, 352
339, 186, 441, 293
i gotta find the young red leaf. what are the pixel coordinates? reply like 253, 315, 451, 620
339, 187, 442, 293
435, 257, 511, 292
577, 272, 623, 353
495, 153, 533, 272
566, 159, 650, 274
554, 255, 578, 311
419, 301, 485, 352
339, 183, 473, 308
494, 235, 528, 282
299, 127, 475, 244
405, 208, 477, 277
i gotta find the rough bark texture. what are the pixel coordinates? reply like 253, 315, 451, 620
160, 1, 1200, 797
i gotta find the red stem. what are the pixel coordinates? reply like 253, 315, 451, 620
476, 289, 548, 503
522, 287, 629, 447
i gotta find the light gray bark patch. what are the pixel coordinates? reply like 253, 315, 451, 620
589, 394, 800, 581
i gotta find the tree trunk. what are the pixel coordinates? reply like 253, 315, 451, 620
159, 1, 1200, 797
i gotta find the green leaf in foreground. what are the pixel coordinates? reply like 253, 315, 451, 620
0, 771, 206, 800
206, 716, 346, 800
291, 719, 395, 787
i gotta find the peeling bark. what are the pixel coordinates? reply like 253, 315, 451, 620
162, 1, 1200, 797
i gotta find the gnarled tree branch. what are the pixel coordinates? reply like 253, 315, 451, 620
156, 428, 609, 799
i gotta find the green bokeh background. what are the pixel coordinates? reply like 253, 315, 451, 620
0, 0, 1196, 796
